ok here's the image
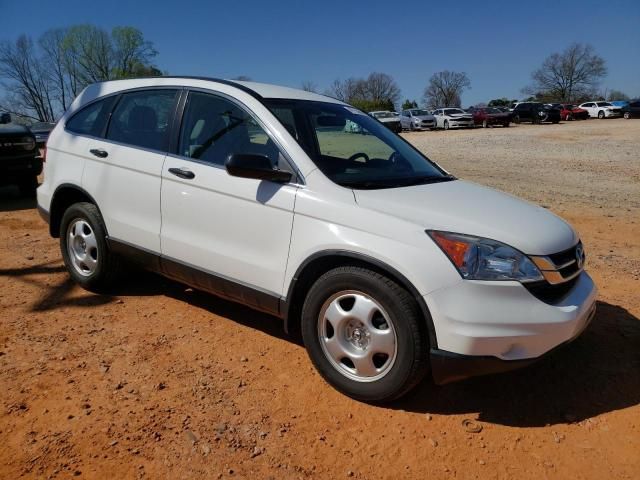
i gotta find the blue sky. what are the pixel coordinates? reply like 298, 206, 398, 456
2, 0, 639, 106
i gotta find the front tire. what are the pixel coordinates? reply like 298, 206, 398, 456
301, 266, 429, 403
60, 202, 122, 292
624, 112, 630, 119
444, 120, 450, 130
512, 114, 520, 124
598, 110, 605, 119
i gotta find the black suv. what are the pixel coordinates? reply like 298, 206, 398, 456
0, 113, 41, 196
512, 103, 561, 124
622, 100, 640, 119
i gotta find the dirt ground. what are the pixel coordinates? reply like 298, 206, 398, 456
1, 118, 639, 479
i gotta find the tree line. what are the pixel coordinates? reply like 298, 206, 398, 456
0, 25, 160, 122
1, 29, 633, 123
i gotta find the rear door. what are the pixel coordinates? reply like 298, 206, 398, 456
159, 89, 297, 310
82, 88, 180, 253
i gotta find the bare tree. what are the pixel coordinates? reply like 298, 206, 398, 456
523, 43, 606, 102
1, 25, 161, 121
0, 35, 55, 122
422, 71, 471, 109
608, 89, 630, 101
300, 80, 317, 93
325, 77, 365, 103
362, 72, 401, 106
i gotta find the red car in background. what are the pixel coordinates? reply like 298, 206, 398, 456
548, 103, 589, 121
470, 107, 511, 127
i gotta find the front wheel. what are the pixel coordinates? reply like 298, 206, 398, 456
512, 114, 520, 124
624, 112, 630, 119
60, 202, 122, 292
444, 120, 450, 130
598, 110, 605, 119
482, 119, 488, 128
301, 266, 429, 403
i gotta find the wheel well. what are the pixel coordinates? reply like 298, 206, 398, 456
49, 185, 96, 238
283, 253, 438, 349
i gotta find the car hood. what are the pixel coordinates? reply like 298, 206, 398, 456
414, 115, 435, 121
353, 179, 578, 255
446, 114, 473, 119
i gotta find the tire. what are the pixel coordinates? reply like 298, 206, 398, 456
598, 110, 605, 119
60, 202, 122, 292
18, 175, 38, 197
444, 120, 449, 130
567, 113, 573, 121
482, 119, 488, 128
409, 122, 415, 131
624, 112, 630, 119
301, 266, 429, 403
512, 115, 520, 124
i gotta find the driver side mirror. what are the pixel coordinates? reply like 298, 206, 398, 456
225, 153, 292, 183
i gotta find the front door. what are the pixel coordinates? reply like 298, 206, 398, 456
160, 90, 297, 312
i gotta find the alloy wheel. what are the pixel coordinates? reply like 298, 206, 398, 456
66, 219, 99, 276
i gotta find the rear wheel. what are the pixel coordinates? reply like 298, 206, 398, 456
512, 114, 520, 124
301, 266, 429, 403
60, 202, 122, 292
444, 120, 450, 130
624, 112, 630, 119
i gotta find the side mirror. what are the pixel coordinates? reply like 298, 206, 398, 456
225, 153, 292, 183
0, 113, 11, 124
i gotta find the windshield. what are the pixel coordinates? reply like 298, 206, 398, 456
444, 108, 466, 115
410, 109, 431, 116
597, 102, 613, 107
372, 112, 395, 118
264, 99, 451, 189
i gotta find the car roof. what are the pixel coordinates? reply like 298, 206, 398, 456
74, 76, 344, 107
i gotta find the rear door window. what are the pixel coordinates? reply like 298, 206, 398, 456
106, 89, 178, 151
66, 96, 117, 137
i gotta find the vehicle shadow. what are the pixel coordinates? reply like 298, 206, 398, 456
0, 185, 36, 212
394, 301, 640, 427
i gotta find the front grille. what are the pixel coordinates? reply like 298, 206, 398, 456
526, 242, 585, 303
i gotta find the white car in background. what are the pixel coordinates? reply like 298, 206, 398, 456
369, 110, 402, 133
433, 108, 474, 129
578, 101, 623, 119
400, 109, 436, 131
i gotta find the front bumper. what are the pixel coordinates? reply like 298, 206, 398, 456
0, 154, 42, 183
425, 271, 597, 384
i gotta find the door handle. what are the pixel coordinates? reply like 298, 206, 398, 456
168, 167, 195, 179
89, 148, 108, 158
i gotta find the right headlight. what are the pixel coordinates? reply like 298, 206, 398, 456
427, 230, 544, 283
21, 136, 36, 151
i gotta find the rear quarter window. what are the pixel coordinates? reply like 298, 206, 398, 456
66, 96, 117, 137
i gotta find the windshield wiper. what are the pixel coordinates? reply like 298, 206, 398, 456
339, 174, 455, 190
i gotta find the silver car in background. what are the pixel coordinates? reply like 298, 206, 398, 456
369, 110, 402, 133
400, 109, 436, 131
433, 108, 474, 130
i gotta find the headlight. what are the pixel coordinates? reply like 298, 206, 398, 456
427, 231, 544, 283
21, 137, 36, 151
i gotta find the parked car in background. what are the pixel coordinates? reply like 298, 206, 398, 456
471, 107, 511, 128
548, 104, 589, 121
622, 100, 640, 119
610, 100, 629, 109
36, 77, 598, 402
578, 101, 623, 119
400, 109, 436, 131
369, 111, 402, 133
433, 108, 474, 129
511, 103, 561, 124
29, 122, 56, 159
0, 113, 41, 196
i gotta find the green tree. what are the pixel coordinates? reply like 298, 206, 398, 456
402, 99, 418, 110
487, 97, 515, 107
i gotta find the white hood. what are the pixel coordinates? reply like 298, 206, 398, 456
354, 180, 577, 255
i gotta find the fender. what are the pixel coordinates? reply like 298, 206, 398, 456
281, 249, 439, 349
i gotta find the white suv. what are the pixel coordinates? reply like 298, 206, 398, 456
578, 101, 623, 119
37, 77, 597, 402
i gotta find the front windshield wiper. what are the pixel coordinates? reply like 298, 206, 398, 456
339, 174, 456, 190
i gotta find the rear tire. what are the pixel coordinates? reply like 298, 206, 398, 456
301, 266, 429, 403
60, 202, 122, 292
512, 115, 520, 124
